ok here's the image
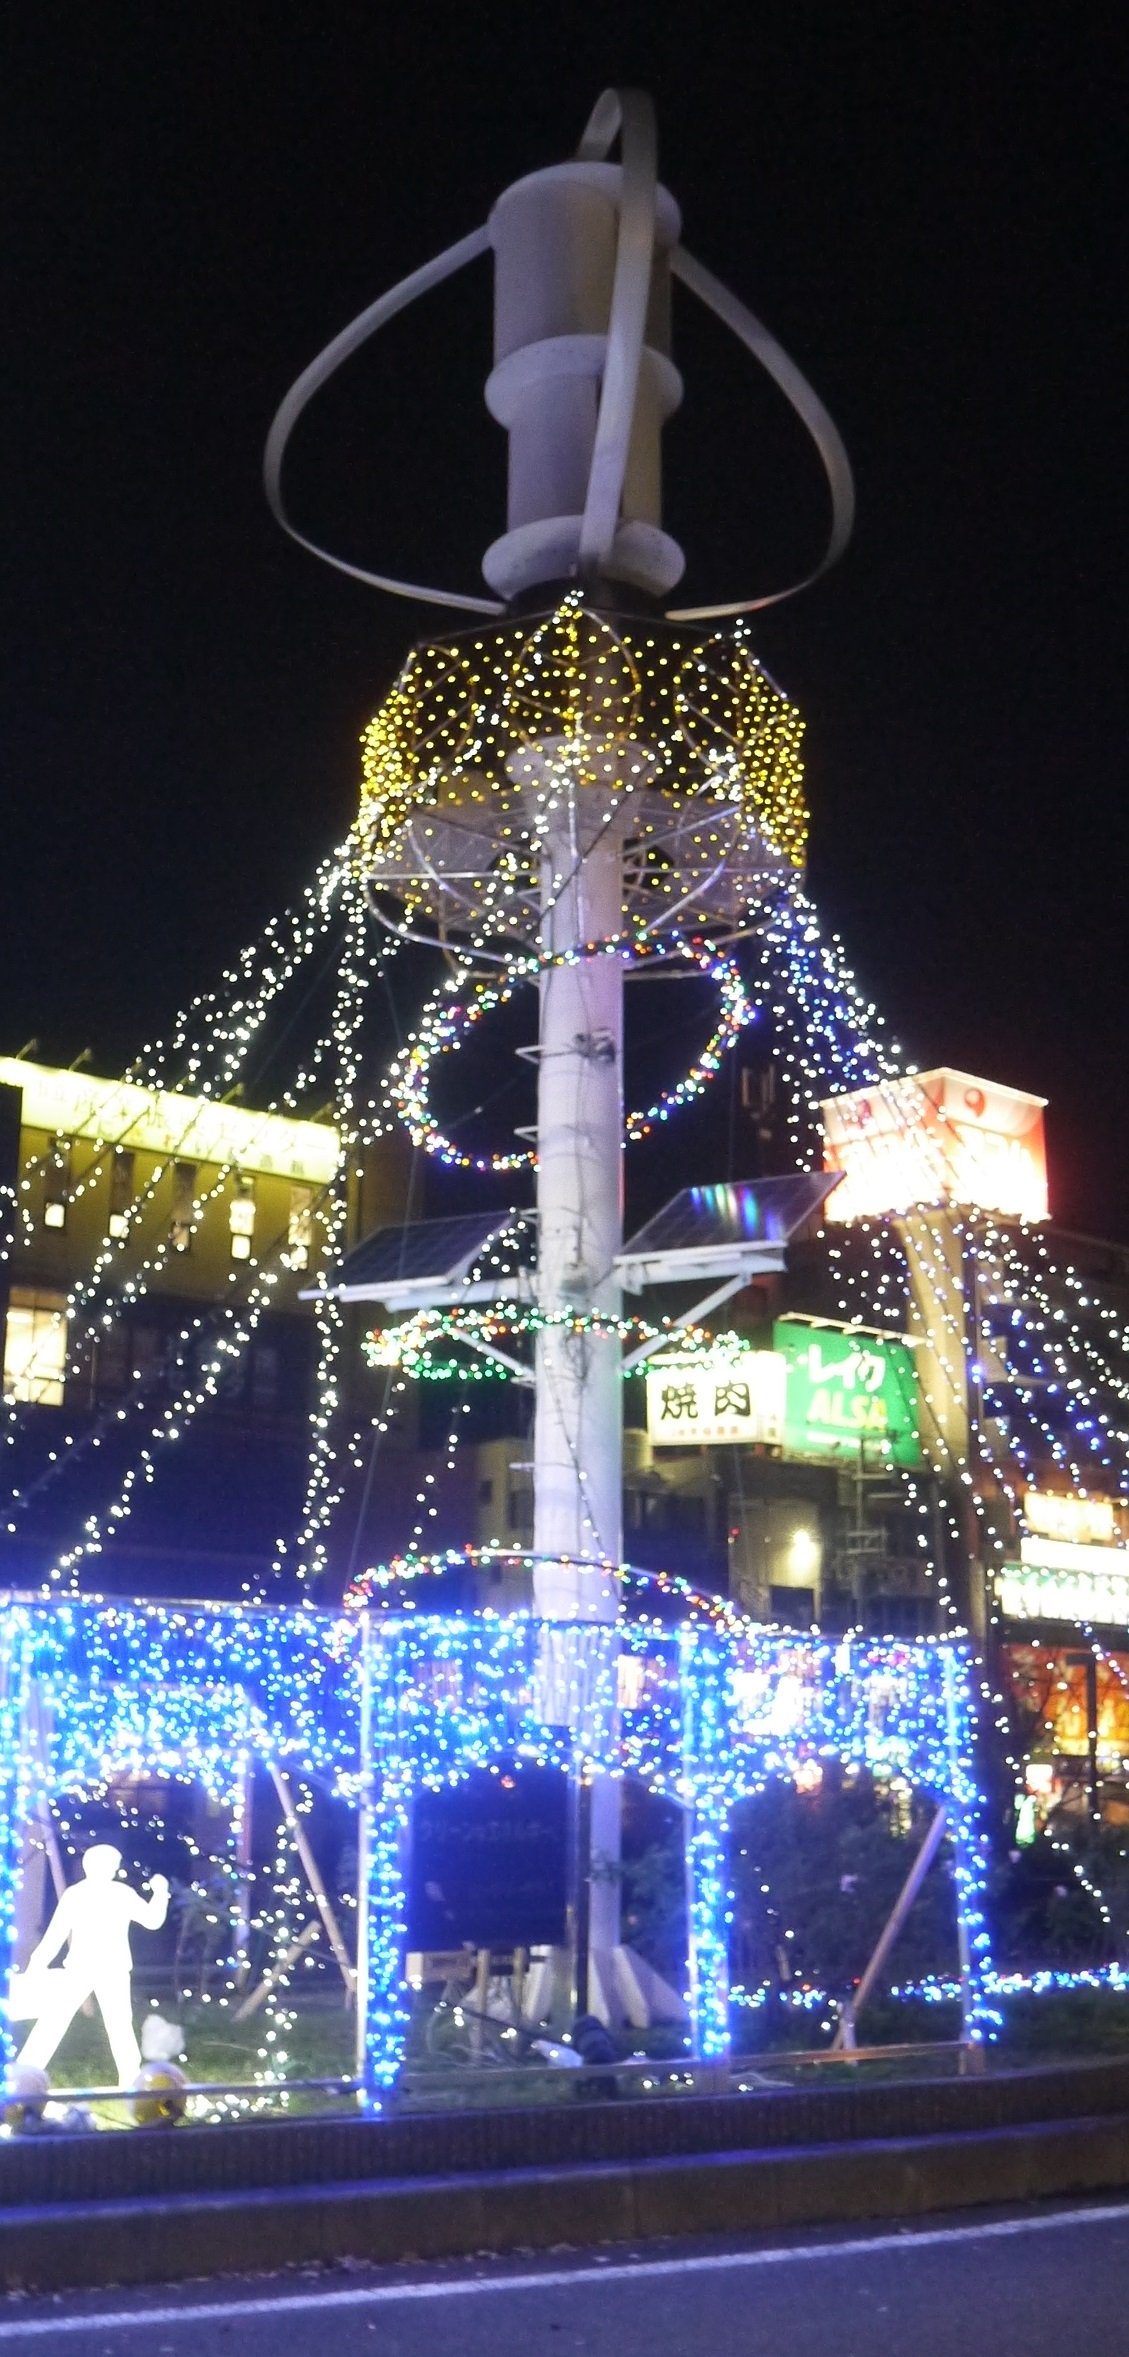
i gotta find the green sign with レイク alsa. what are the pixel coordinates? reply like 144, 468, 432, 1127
773, 1320, 922, 1467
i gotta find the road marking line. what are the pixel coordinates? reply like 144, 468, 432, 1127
3, 2198, 1129, 2338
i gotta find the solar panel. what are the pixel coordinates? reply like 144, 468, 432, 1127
623, 1173, 840, 1258
333, 1209, 532, 1292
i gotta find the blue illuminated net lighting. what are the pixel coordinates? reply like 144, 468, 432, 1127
0, 1599, 364, 2105
816, 1192, 1129, 1969
1, 1599, 996, 2103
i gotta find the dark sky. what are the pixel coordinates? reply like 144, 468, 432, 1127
3, 5, 1126, 1234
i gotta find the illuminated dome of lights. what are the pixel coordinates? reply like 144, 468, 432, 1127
358, 596, 806, 955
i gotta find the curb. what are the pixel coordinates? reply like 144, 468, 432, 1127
7, 2054, 1129, 2209
3, 2114, 1129, 2293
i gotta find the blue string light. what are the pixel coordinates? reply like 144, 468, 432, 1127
0, 1596, 995, 2099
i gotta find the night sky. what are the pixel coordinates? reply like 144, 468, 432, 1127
4, 6, 1126, 1234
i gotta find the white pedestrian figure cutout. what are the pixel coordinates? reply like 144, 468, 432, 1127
17, 1845, 169, 2086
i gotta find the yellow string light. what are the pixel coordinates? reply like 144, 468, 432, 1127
356, 594, 806, 946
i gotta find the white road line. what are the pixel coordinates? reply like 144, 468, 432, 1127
3, 2200, 1129, 2339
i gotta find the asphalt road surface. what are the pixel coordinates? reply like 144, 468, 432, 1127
3, 2198, 1129, 2354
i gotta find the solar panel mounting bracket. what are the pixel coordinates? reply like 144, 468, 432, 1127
620, 1268, 762, 1371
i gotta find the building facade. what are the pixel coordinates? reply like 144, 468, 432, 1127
0, 1055, 410, 1597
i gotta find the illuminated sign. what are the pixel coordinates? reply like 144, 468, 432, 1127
1024, 1492, 1117, 1547
645, 1324, 921, 1465
646, 1346, 786, 1447
774, 1320, 921, 1467
0, 1057, 338, 1185
821, 1068, 1048, 1224
998, 1542, 1129, 1626
1019, 1535, 1126, 1576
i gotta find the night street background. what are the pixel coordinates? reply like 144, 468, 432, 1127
3, 4, 1126, 1228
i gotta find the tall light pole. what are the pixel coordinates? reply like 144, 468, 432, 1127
266, 89, 852, 1616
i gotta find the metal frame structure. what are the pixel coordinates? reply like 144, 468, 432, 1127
1, 1597, 993, 2106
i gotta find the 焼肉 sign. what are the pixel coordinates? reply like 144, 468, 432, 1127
645, 1323, 921, 1465
645, 1346, 786, 1447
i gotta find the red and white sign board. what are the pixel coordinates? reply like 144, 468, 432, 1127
821, 1068, 1048, 1224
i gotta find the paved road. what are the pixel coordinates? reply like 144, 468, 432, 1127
3, 2198, 1129, 2354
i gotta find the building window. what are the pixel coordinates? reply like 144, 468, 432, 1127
92, 1323, 129, 1397
287, 1186, 314, 1273
229, 1182, 255, 1263
770, 1584, 815, 1630
107, 1149, 135, 1241
43, 1137, 71, 1231
507, 1487, 532, 1538
667, 1492, 707, 1537
250, 1343, 279, 1410
170, 1161, 197, 1254
3, 1287, 68, 1406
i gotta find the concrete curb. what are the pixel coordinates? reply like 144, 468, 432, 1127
3, 2113, 1129, 2293
7, 2054, 1129, 2210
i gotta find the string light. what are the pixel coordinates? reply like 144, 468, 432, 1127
0, 1596, 994, 2098
128, 842, 352, 1099
5, 570, 1127, 2095
2, 851, 403, 1595
358, 597, 806, 954
748, 881, 907, 1168
353, 1607, 996, 2089
344, 1547, 754, 1630
387, 929, 755, 1173
4, 1164, 239, 1526
45, 1261, 284, 1591
0, 606, 915, 1605
365, 1303, 737, 1383
279, 874, 376, 1596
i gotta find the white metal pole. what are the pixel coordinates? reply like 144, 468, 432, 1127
529, 765, 625, 1619
517, 754, 627, 2019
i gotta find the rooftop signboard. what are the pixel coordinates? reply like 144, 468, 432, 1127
1024, 1491, 1118, 1548
821, 1068, 1048, 1224
0, 1057, 338, 1185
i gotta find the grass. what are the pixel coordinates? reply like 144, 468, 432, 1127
21, 1980, 1129, 2128
28, 1990, 356, 2124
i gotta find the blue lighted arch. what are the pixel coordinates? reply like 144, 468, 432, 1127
0, 1600, 994, 2101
